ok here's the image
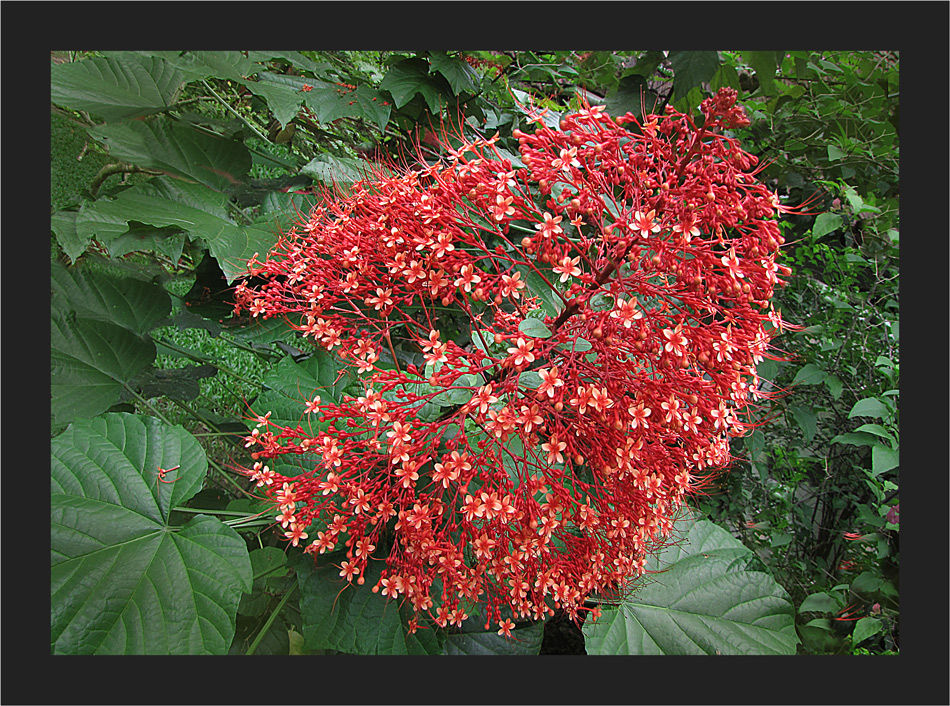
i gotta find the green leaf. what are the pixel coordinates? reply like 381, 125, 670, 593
185, 51, 254, 82
853, 423, 896, 446
243, 80, 305, 129
823, 373, 844, 400
605, 74, 658, 121
851, 617, 882, 646
297, 557, 443, 655
518, 370, 543, 389
75, 178, 278, 283
88, 116, 251, 193
300, 153, 374, 186
51, 210, 90, 263
519, 265, 564, 317
428, 52, 479, 95
741, 51, 781, 95
788, 406, 817, 443
827, 145, 846, 161
246, 50, 319, 75
256, 351, 354, 426
518, 318, 553, 338
51, 261, 171, 337
379, 57, 448, 113
831, 431, 879, 448
849, 397, 890, 420
791, 363, 826, 386
443, 620, 544, 655
850, 571, 884, 594
583, 517, 798, 655
871, 444, 899, 476
51, 310, 156, 426
799, 592, 841, 614
51, 54, 185, 122
351, 85, 391, 129
668, 51, 721, 101
51, 413, 252, 654
812, 213, 843, 238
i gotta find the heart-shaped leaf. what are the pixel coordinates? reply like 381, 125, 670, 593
583, 516, 799, 655
51, 413, 253, 654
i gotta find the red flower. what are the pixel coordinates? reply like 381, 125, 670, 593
233, 88, 793, 630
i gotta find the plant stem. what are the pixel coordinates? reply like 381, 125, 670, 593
122, 383, 175, 426
201, 79, 271, 144
246, 584, 297, 656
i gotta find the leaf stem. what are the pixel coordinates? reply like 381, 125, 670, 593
246, 584, 297, 656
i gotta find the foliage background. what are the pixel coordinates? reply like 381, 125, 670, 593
26, 11, 942, 704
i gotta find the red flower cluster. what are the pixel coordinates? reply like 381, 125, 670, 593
233, 88, 790, 634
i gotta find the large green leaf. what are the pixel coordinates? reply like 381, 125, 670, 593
51, 311, 156, 426
51, 413, 253, 654
75, 177, 279, 282
297, 556, 443, 655
88, 116, 251, 193
51, 54, 185, 122
51, 261, 171, 337
583, 517, 799, 655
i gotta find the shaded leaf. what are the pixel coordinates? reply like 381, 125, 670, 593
256, 351, 355, 426
51, 311, 156, 426
605, 74, 658, 121
669, 51, 721, 101
128, 364, 217, 402
51, 261, 172, 337
51, 210, 89, 263
297, 557, 443, 655
244, 80, 305, 129
88, 116, 251, 193
380, 57, 449, 113
428, 51, 479, 95
443, 620, 544, 655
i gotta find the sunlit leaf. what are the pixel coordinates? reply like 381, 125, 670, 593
51, 413, 252, 654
